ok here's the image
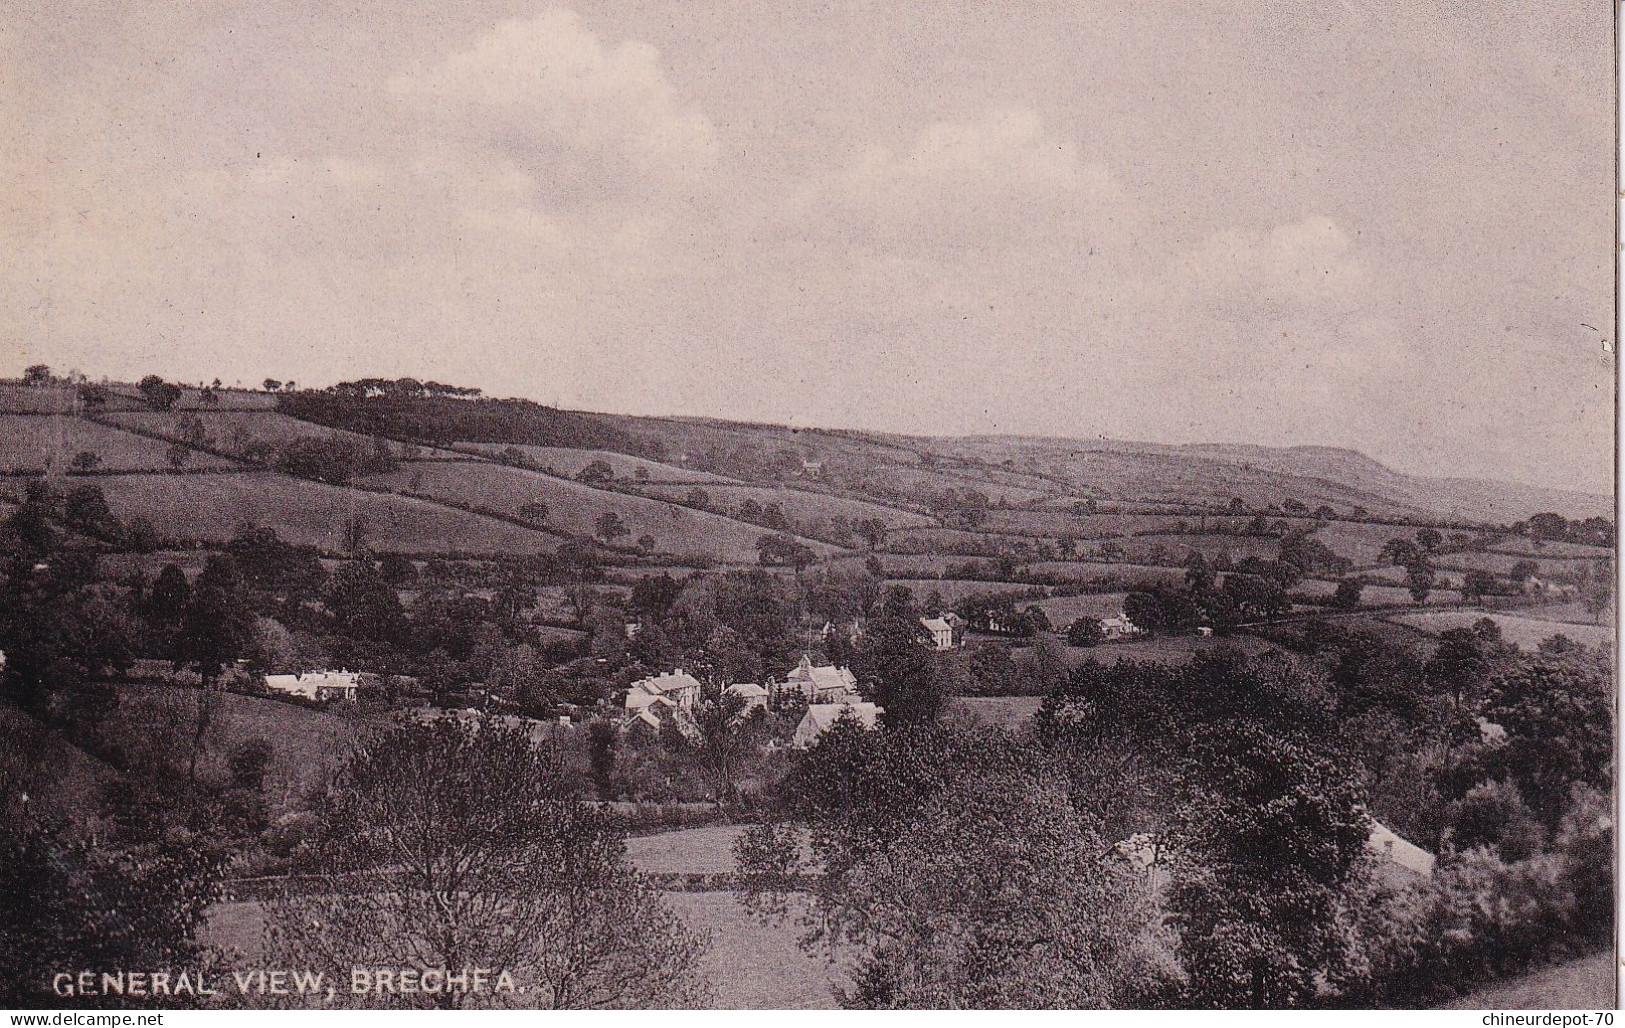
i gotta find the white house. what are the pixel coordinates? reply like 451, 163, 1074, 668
792, 702, 883, 748
1367, 819, 1436, 878
782, 654, 860, 703
920, 616, 954, 651
264, 670, 360, 702
725, 682, 769, 712
1100, 612, 1141, 641
624, 669, 702, 713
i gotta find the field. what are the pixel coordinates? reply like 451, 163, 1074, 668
1294, 578, 1463, 606
1387, 611, 1613, 652
106, 410, 464, 460
1032, 592, 1132, 623
457, 443, 738, 484
949, 695, 1044, 731
625, 825, 743, 875
636, 482, 934, 531
362, 461, 836, 563
0, 415, 239, 471
115, 685, 384, 813
1039, 632, 1276, 668
1441, 951, 1614, 1010
1436, 550, 1605, 579
1489, 537, 1614, 559
1026, 561, 1188, 587
885, 578, 1046, 605
93, 471, 563, 554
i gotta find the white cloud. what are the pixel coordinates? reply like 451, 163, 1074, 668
1177, 215, 1366, 309
390, 9, 719, 201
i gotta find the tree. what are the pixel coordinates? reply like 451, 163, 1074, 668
265, 717, 708, 1008
1508, 559, 1539, 584
1415, 527, 1443, 551
326, 562, 405, 643
586, 720, 618, 799
1333, 577, 1364, 610
263, 378, 283, 392
69, 450, 101, 472
1405, 562, 1435, 604
685, 487, 710, 510
637, 533, 656, 552
594, 511, 629, 544
855, 518, 887, 550
22, 363, 51, 386
1067, 617, 1105, 647
853, 617, 942, 728
757, 532, 815, 577
518, 501, 549, 525
178, 555, 255, 683
137, 375, 182, 411
737, 727, 1157, 1007
1378, 538, 1422, 568
576, 459, 614, 484
164, 441, 192, 468
689, 681, 754, 808
1183, 551, 1216, 594
1168, 723, 1370, 1008
1460, 569, 1496, 604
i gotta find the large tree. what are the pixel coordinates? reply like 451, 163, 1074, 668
265, 716, 707, 1009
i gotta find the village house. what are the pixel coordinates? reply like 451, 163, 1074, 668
263, 670, 360, 702
920, 615, 955, 651
791, 701, 883, 748
780, 654, 860, 703
724, 682, 769, 713
624, 669, 702, 714
1100, 612, 1142, 641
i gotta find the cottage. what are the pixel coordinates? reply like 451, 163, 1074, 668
625, 669, 702, 713
1100, 612, 1141, 641
1367, 819, 1435, 878
724, 682, 769, 712
782, 654, 860, 703
920, 616, 955, 651
792, 702, 883, 748
264, 670, 360, 702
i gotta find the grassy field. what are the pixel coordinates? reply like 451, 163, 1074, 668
884, 578, 1046, 605
1441, 951, 1614, 1010
637, 482, 933, 530
1032, 592, 1131, 623
94, 471, 562, 553
114, 684, 383, 813
457, 443, 739, 483
626, 825, 745, 874
666, 891, 846, 1008
1489, 538, 1614, 560
948, 695, 1044, 731
106, 410, 463, 460
1387, 611, 1613, 652
1038, 632, 1277, 668
0, 416, 239, 472
1294, 578, 1463, 606
1436, 549, 1605, 579
1026, 561, 1188, 586
363, 461, 836, 562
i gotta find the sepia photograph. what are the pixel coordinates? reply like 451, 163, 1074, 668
0, 0, 1616, 1015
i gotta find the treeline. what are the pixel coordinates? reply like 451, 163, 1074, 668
277, 385, 653, 456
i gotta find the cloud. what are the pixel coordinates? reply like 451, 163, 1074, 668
789, 107, 1121, 253
390, 9, 719, 202
1177, 215, 1366, 311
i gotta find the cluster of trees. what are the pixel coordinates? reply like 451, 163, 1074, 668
1514, 512, 1613, 548
733, 617, 1613, 1008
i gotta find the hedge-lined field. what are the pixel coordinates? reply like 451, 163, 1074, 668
0, 415, 239, 472
362, 461, 838, 563
94, 471, 563, 554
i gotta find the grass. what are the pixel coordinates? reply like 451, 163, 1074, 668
94, 470, 561, 553
458, 443, 738, 483
0, 415, 238, 472
1032, 592, 1131, 623
113, 684, 384, 813
636, 482, 933, 530
1436, 549, 1605, 579
1033, 632, 1276, 668
106, 410, 462, 459
626, 825, 745, 875
948, 695, 1043, 731
885, 578, 1045, 605
1387, 610, 1613, 651
1441, 951, 1614, 1010
363, 461, 837, 563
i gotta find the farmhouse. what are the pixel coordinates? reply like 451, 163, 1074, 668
792, 702, 883, 748
920, 616, 955, 651
625, 669, 702, 713
1367, 820, 1436, 878
1100, 612, 1141, 641
263, 670, 360, 702
782, 654, 860, 703
724, 682, 769, 712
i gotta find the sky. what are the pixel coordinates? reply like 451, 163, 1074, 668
1, 1, 1614, 494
